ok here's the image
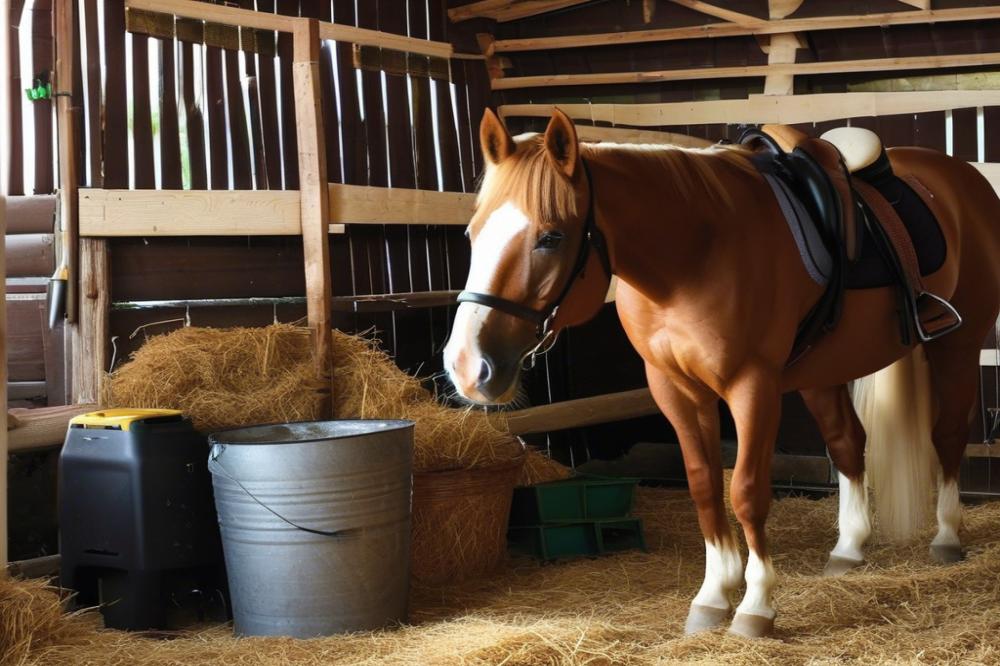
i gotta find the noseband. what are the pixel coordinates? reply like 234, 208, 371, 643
456, 159, 613, 365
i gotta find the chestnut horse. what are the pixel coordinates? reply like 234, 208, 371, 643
443, 108, 1000, 637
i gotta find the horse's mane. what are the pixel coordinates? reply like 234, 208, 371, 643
475, 134, 754, 225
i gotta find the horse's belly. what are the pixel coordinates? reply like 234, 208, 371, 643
781, 286, 912, 391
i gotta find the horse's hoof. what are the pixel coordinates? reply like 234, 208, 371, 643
684, 604, 729, 634
728, 612, 775, 639
930, 544, 963, 564
823, 554, 864, 577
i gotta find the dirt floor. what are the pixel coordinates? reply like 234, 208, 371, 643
5, 486, 1000, 665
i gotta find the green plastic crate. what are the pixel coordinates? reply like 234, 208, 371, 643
508, 518, 646, 561
509, 475, 639, 526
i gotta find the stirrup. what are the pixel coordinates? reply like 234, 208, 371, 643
914, 291, 962, 342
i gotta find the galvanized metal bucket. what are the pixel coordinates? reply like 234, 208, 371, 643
207, 420, 414, 638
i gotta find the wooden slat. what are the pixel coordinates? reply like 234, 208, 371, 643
30, 1, 54, 194
332, 0, 364, 186
6, 234, 54, 277
4, 1, 26, 195
205, 44, 228, 189
179, 40, 207, 189
131, 33, 155, 188
493, 51, 1000, 90
504, 388, 659, 435
576, 124, 714, 147
124, 0, 451, 58
276, 0, 298, 189
158, 38, 183, 189
225, 49, 253, 189
293, 18, 333, 417
493, 6, 1000, 53
79, 185, 476, 235
103, 2, 128, 189
501, 90, 1000, 126
7, 404, 96, 453
253, 0, 282, 189
82, 0, 102, 188
0, 188, 6, 564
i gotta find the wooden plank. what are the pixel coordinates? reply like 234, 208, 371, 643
276, 0, 298, 189
4, 1, 25, 195
71, 239, 109, 403
7, 293, 46, 381
124, 0, 451, 59
7, 404, 96, 453
448, 0, 591, 23
666, 0, 765, 26
493, 51, 1000, 90
0, 189, 6, 564
205, 45, 228, 189
6, 554, 60, 578
576, 124, 714, 147
292, 18, 333, 417
329, 185, 474, 226
103, 1, 128, 189
30, 1, 54, 194
4, 195, 55, 233
158, 37, 183, 189
493, 6, 1000, 53
501, 90, 1000, 127
504, 388, 659, 435
6, 234, 54, 277
763, 32, 801, 96
131, 32, 155, 188
179, 40, 207, 189
225, 49, 253, 189
79, 188, 301, 235
81, 0, 102, 188
332, 0, 363, 186
253, 0, 282, 189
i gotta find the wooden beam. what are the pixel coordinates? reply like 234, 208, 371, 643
500, 90, 1000, 125
492, 6, 1000, 52
898, 0, 930, 9
667, 0, 765, 26
7, 554, 60, 578
504, 388, 659, 435
293, 19, 334, 418
575, 124, 714, 148
769, 0, 804, 20
125, 0, 452, 59
449, 0, 591, 23
7, 404, 97, 453
493, 51, 1000, 89
78, 186, 478, 236
763, 32, 803, 96
70, 239, 109, 404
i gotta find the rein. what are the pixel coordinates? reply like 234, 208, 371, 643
456, 159, 613, 365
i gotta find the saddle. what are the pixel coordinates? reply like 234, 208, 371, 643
740, 124, 962, 363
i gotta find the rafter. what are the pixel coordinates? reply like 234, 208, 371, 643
492, 6, 1000, 52
492, 50, 1000, 90
448, 0, 592, 23
666, 0, 766, 26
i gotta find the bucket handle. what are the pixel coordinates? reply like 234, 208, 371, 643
209, 444, 352, 538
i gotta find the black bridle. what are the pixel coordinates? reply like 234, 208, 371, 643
455, 159, 613, 365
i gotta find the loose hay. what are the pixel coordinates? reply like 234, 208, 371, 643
8, 489, 1000, 665
103, 324, 521, 473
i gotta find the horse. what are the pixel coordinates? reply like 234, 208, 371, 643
442, 107, 1000, 638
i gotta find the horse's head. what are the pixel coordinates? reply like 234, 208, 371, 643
444, 108, 612, 405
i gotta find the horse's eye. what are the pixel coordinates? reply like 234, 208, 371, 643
535, 231, 564, 251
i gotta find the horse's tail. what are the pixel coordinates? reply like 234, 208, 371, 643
851, 346, 937, 542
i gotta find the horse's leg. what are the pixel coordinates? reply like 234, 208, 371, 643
646, 365, 739, 634
726, 371, 781, 638
924, 337, 982, 564
800, 385, 871, 576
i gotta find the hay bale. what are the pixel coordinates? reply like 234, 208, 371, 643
411, 453, 525, 584
0, 576, 70, 664
103, 324, 520, 473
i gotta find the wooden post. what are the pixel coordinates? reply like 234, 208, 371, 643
763, 33, 805, 96
71, 239, 109, 403
0, 194, 7, 566
54, 0, 78, 323
292, 19, 334, 416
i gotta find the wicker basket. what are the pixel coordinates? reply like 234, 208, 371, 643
411, 451, 526, 584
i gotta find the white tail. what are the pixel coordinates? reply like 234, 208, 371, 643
851, 346, 938, 542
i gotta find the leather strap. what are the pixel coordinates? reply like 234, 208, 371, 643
852, 178, 925, 293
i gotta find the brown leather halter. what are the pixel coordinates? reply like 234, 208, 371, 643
456, 159, 613, 365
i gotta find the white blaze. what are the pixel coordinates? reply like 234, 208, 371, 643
444, 202, 531, 390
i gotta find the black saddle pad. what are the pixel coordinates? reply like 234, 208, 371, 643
845, 156, 947, 289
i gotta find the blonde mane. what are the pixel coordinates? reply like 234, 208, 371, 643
475, 134, 754, 225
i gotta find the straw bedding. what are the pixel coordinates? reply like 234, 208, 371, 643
6, 488, 1000, 665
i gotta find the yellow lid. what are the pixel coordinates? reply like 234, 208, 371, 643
70, 408, 183, 431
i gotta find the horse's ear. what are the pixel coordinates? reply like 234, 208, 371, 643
480, 108, 515, 165
543, 108, 579, 179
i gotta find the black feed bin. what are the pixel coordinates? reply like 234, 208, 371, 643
58, 409, 227, 630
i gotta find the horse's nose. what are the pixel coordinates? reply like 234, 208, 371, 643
476, 357, 494, 387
